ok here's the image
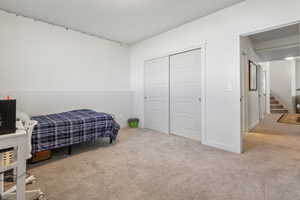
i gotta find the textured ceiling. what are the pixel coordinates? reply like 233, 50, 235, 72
0, 0, 244, 44
250, 24, 299, 43
250, 24, 300, 61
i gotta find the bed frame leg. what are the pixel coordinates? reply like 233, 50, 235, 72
68, 146, 72, 155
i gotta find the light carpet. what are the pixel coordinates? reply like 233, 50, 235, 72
28, 114, 300, 200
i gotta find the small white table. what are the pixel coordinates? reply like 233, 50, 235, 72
0, 130, 27, 200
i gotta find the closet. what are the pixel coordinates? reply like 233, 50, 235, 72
144, 48, 202, 141
144, 57, 169, 134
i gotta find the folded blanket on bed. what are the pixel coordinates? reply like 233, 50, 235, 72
31, 109, 120, 153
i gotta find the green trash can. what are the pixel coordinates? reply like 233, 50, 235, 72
128, 118, 139, 128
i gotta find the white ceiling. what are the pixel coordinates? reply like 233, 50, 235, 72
249, 24, 300, 61
249, 24, 299, 43
0, 0, 244, 44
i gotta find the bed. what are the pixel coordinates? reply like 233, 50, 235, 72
30, 109, 120, 153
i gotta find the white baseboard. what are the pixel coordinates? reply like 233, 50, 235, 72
249, 120, 259, 130
202, 139, 241, 154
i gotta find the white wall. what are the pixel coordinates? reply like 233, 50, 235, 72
0, 11, 132, 127
296, 61, 300, 103
269, 60, 295, 113
261, 62, 271, 115
8, 91, 132, 127
291, 61, 296, 97
130, 0, 300, 153
296, 61, 300, 90
240, 37, 261, 130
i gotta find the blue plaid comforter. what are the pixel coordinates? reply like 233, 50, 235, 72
31, 109, 120, 153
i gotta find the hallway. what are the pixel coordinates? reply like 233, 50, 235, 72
245, 114, 300, 151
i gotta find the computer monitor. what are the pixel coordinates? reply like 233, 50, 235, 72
0, 100, 16, 135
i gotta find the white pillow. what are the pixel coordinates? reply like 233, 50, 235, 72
16, 110, 30, 123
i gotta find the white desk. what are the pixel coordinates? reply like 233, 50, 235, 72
0, 130, 27, 200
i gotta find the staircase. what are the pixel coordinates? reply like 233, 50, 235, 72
270, 96, 288, 114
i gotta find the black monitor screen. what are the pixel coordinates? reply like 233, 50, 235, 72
0, 100, 16, 134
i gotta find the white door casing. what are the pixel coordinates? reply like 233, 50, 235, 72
261, 70, 267, 117
170, 49, 202, 141
240, 52, 249, 135
144, 57, 169, 134
258, 66, 264, 120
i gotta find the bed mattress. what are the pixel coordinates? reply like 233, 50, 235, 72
31, 109, 120, 153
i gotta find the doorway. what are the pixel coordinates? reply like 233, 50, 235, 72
240, 23, 300, 152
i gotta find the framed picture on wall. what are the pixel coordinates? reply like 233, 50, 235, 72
249, 60, 257, 91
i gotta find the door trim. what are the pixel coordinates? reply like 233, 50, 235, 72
240, 21, 300, 154
143, 43, 207, 143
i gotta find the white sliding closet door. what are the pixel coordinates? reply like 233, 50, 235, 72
170, 49, 202, 141
144, 57, 169, 134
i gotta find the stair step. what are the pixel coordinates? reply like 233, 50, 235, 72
270, 96, 275, 100
270, 100, 279, 104
271, 108, 288, 114
271, 104, 284, 109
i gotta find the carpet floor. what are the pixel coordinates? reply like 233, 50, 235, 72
27, 114, 300, 200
